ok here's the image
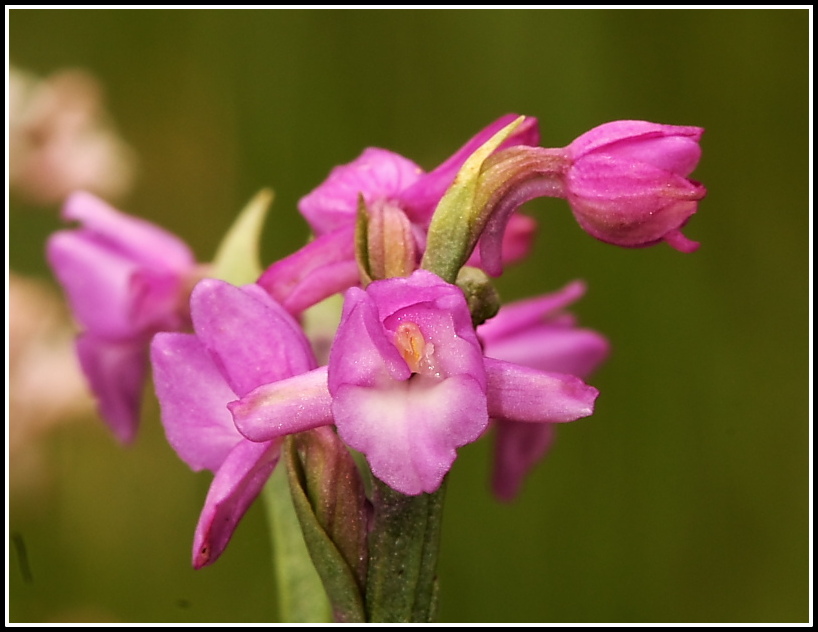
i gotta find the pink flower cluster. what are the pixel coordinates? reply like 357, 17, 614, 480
47, 115, 705, 566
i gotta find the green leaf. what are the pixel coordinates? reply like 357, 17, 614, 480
211, 188, 273, 285
262, 464, 332, 623
420, 116, 525, 283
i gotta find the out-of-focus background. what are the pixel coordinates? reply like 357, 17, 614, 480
7, 8, 809, 624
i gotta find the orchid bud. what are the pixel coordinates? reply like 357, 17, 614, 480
473, 120, 707, 275
563, 120, 706, 253
355, 195, 419, 284
455, 266, 501, 327
285, 428, 370, 622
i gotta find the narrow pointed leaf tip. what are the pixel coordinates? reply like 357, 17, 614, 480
212, 188, 274, 285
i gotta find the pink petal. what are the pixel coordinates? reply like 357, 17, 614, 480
189, 279, 316, 398
485, 358, 598, 423
230, 367, 334, 442
664, 228, 701, 253
328, 286, 412, 392
484, 327, 610, 379
333, 374, 488, 495
150, 332, 243, 472
257, 226, 361, 316
567, 154, 706, 205
75, 333, 148, 445
567, 120, 703, 164
478, 284, 610, 379
46, 231, 143, 338
478, 281, 587, 341
129, 266, 190, 332
491, 420, 557, 502
601, 133, 703, 177
566, 154, 705, 248
192, 439, 281, 568
298, 148, 423, 236
61, 191, 195, 271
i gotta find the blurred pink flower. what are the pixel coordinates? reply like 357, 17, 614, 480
46, 192, 208, 444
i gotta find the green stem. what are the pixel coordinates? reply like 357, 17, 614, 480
364, 477, 447, 622
261, 463, 332, 623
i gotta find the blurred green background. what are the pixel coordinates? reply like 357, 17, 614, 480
8, 8, 809, 624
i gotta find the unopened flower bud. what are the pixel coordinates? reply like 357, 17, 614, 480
474, 120, 707, 274
356, 196, 419, 283
287, 427, 369, 601
563, 120, 706, 253
455, 266, 501, 327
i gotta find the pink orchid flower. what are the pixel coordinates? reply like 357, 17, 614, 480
232, 270, 599, 496
477, 280, 610, 501
150, 279, 319, 568
564, 120, 706, 253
